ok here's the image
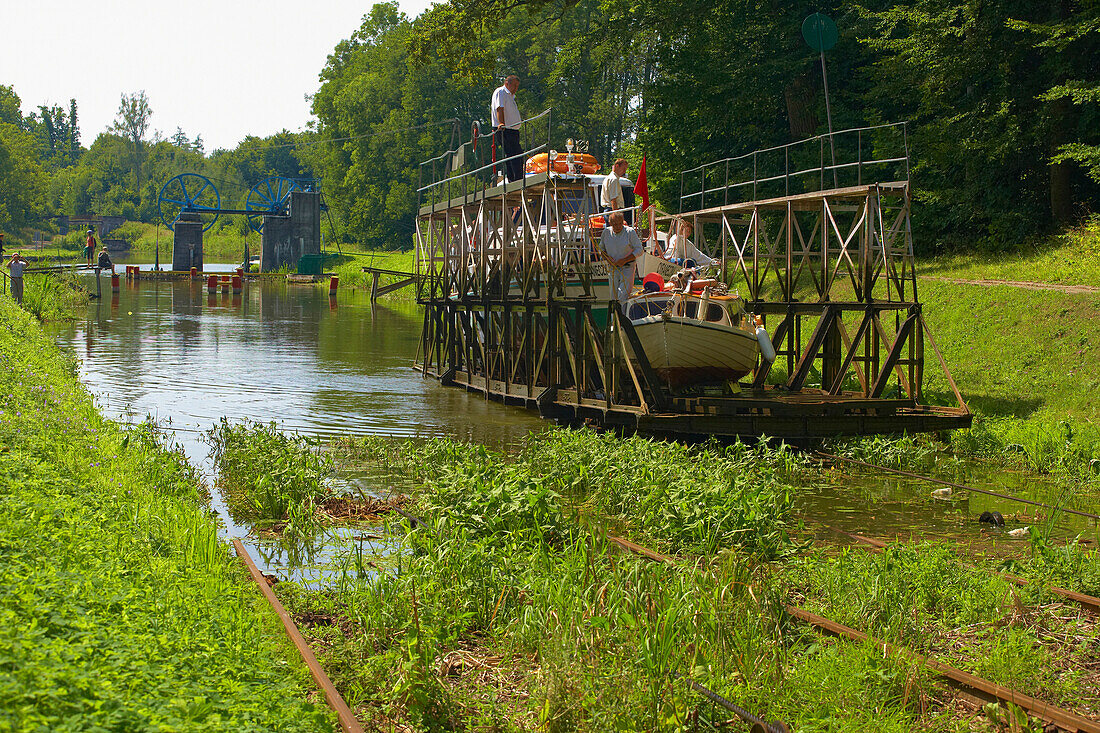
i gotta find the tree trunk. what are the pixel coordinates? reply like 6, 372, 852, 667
1049, 92, 1075, 226
784, 73, 819, 140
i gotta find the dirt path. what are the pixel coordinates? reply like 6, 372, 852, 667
922, 275, 1100, 295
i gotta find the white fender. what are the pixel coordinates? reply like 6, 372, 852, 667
755, 325, 776, 363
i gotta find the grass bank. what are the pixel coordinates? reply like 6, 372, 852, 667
0, 297, 335, 731
919, 214, 1100, 288
914, 223, 1100, 482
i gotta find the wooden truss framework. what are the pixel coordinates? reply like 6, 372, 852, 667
415, 174, 970, 438
654, 182, 968, 405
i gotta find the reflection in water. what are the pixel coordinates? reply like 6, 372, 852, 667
56, 273, 546, 456
52, 270, 547, 577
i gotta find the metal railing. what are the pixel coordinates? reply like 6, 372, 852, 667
678, 122, 910, 212
417, 108, 553, 208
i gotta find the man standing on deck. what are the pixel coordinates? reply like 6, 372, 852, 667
84, 228, 96, 265
601, 158, 628, 216
491, 75, 524, 183
600, 212, 643, 312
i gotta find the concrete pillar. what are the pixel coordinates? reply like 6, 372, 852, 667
172, 214, 203, 272
260, 215, 291, 272
291, 191, 321, 258
259, 191, 321, 272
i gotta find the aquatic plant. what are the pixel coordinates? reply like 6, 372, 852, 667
205, 418, 334, 526
19, 270, 89, 322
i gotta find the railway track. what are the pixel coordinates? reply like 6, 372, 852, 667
824, 525, 1100, 615
608, 535, 1100, 733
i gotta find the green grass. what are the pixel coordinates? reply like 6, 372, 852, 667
914, 277, 1100, 481
281, 432, 1100, 731
919, 214, 1100, 287
16, 271, 90, 322
0, 298, 335, 731
325, 250, 418, 301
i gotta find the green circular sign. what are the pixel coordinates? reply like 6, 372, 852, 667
802, 12, 838, 52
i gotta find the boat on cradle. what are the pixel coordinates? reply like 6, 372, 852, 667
625, 272, 775, 388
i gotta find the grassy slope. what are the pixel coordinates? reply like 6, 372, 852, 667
919, 215, 1100, 287
0, 298, 335, 731
917, 217, 1100, 476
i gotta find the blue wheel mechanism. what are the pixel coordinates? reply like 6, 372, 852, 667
245, 177, 301, 233
158, 173, 220, 232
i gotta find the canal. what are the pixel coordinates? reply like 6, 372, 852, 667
49, 266, 1097, 581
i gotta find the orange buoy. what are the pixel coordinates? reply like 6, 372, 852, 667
524, 152, 600, 176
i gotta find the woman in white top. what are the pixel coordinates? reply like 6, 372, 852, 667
664, 220, 716, 266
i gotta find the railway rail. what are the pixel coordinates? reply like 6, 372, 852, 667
824, 526, 1100, 615
607, 534, 1100, 733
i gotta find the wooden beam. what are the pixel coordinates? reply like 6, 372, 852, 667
787, 305, 839, 391
870, 309, 919, 398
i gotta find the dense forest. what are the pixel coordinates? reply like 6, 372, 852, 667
2, 0, 1098, 251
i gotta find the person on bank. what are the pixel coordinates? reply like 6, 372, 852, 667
491, 75, 524, 183
97, 247, 113, 273
601, 158, 629, 216
600, 212, 644, 310
84, 227, 96, 265
7, 252, 29, 304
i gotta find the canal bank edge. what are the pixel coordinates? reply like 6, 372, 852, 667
0, 298, 337, 731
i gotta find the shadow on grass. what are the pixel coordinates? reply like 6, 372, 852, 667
921, 387, 1043, 419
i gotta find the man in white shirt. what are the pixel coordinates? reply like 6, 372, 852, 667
599, 212, 643, 310
7, 252, 29, 304
491, 75, 523, 182
600, 158, 628, 214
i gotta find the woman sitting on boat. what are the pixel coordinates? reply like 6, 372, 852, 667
662, 220, 716, 267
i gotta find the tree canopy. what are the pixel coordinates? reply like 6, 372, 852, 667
2, 0, 1098, 250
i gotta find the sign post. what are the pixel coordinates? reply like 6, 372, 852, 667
803, 13, 839, 188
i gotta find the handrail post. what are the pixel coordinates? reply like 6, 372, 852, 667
902, 122, 910, 183
819, 137, 824, 192
724, 160, 730, 206
857, 129, 862, 186
784, 148, 789, 197
699, 165, 705, 210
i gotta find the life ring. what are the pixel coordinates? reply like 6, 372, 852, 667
525, 152, 600, 175
470, 121, 480, 151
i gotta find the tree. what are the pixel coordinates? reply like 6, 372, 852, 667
0, 86, 21, 127
0, 122, 48, 235
112, 90, 153, 189
170, 127, 190, 149
68, 98, 80, 162
1008, 5, 1100, 222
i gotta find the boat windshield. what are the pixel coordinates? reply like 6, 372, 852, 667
627, 297, 669, 319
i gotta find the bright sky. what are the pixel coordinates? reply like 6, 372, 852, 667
1, 0, 434, 152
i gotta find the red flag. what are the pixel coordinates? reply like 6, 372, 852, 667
635, 155, 650, 215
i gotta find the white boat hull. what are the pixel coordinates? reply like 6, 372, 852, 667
632, 316, 760, 387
